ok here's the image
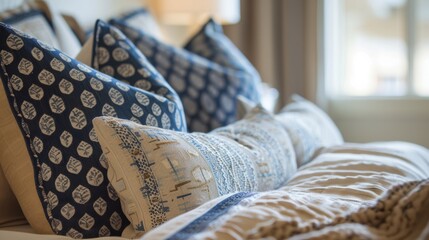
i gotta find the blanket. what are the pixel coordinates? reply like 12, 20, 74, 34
143, 142, 429, 240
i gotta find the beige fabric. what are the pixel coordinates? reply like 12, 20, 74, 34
75, 35, 94, 65
46, 1, 82, 57
93, 107, 296, 238
94, 117, 219, 239
0, 166, 26, 228
144, 142, 429, 240
275, 95, 343, 167
0, 81, 53, 234
0, 225, 126, 240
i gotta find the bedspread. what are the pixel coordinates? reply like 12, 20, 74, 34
143, 142, 429, 240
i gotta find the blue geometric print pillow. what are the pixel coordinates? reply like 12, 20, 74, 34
110, 19, 261, 132
90, 20, 186, 132
0, 22, 185, 238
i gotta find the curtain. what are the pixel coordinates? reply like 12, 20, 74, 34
224, 0, 319, 107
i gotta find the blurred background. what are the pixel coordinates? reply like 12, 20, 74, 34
223, 0, 429, 147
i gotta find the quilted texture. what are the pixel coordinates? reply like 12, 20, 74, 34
93, 107, 296, 237
0, 22, 186, 238
110, 19, 261, 132
90, 20, 186, 131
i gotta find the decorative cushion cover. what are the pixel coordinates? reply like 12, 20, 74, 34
85, 20, 186, 131
0, 22, 186, 237
110, 19, 261, 132
275, 95, 344, 167
93, 107, 296, 237
184, 19, 260, 77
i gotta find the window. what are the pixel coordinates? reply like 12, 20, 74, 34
324, 0, 429, 97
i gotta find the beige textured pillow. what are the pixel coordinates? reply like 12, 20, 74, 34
275, 95, 344, 167
93, 107, 296, 238
0, 81, 52, 233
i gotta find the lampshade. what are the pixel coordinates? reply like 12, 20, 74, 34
152, 0, 240, 25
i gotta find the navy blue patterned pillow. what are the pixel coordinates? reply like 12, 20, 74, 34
110, 19, 261, 132
184, 19, 260, 77
91, 20, 186, 131
0, 22, 185, 238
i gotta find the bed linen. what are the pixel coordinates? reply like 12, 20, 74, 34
142, 142, 429, 240
0, 141, 428, 239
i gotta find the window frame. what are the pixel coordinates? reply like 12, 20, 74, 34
321, 0, 429, 100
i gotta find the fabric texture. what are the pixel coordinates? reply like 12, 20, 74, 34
93, 107, 296, 237
143, 142, 429, 240
0, 0, 80, 56
0, 22, 185, 238
275, 95, 344, 167
110, 19, 261, 132
0, 165, 27, 228
80, 20, 186, 131
111, 8, 163, 41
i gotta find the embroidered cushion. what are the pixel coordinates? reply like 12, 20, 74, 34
275, 95, 344, 167
93, 107, 296, 238
110, 19, 261, 132
0, 22, 186, 237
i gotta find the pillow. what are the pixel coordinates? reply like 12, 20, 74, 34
110, 19, 261, 132
275, 95, 344, 167
62, 14, 92, 45
0, 22, 186, 237
93, 106, 296, 238
0, 0, 81, 56
112, 8, 163, 41
77, 20, 186, 131
64, 7, 163, 46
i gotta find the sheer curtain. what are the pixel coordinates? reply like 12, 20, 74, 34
224, 0, 319, 107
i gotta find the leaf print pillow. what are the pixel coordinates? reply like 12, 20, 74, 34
0, 22, 186, 238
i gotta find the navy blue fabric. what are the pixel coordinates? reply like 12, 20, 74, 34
0, 22, 185, 237
91, 20, 186, 131
167, 192, 257, 240
184, 19, 259, 76
110, 19, 261, 132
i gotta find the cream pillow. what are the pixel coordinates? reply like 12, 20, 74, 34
275, 95, 344, 167
93, 107, 297, 238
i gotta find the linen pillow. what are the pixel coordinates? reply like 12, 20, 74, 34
0, 22, 186, 237
93, 106, 296, 237
110, 19, 261, 132
275, 95, 344, 167
0, 0, 81, 56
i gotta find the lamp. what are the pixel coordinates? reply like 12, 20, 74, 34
151, 0, 240, 25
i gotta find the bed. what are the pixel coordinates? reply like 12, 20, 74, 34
0, 1, 428, 240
